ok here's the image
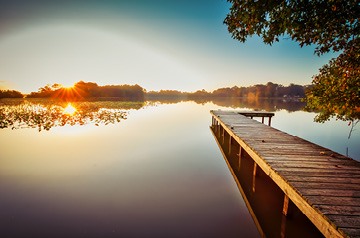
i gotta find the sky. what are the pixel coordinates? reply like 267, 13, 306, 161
0, 0, 336, 93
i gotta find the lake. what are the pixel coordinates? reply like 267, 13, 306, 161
0, 99, 359, 237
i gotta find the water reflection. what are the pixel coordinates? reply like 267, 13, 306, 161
0, 100, 358, 237
147, 97, 305, 112
1, 98, 358, 160
63, 103, 77, 115
0, 101, 260, 238
1, 98, 304, 132
0, 99, 145, 131
209, 97, 305, 112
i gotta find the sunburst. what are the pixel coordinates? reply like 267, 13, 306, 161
52, 83, 84, 101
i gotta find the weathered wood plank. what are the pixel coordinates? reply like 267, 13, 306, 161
278, 168, 360, 177
291, 181, 360, 190
273, 167, 360, 176
300, 188, 360, 197
269, 161, 360, 171
285, 176, 360, 184
238, 112, 275, 117
340, 228, 360, 237
264, 155, 355, 163
314, 205, 360, 216
305, 196, 360, 206
327, 215, 360, 229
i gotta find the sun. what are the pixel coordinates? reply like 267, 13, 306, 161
63, 103, 77, 115
61, 82, 76, 89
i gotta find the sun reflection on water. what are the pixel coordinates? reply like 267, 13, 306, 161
63, 103, 77, 115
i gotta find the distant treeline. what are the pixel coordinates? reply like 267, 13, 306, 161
25, 81, 145, 101
1, 81, 309, 100
147, 82, 309, 100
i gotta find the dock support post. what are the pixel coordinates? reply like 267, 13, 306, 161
261, 117, 264, 124
222, 128, 225, 144
229, 136, 232, 154
281, 215, 287, 238
282, 194, 292, 217
268, 117, 272, 126
238, 146, 242, 171
281, 195, 293, 238
252, 163, 258, 192
253, 163, 258, 177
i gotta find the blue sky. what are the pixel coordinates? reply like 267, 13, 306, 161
0, 0, 335, 93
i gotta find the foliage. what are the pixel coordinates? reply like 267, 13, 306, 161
26, 81, 146, 101
146, 90, 187, 98
305, 56, 360, 120
0, 90, 23, 98
145, 82, 306, 100
27, 84, 67, 98
305, 42, 360, 123
189, 89, 211, 98
224, 0, 359, 122
7, 81, 308, 102
210, 82, 306, 98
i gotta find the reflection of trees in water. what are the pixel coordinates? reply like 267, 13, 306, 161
146, 97, 306, 111
0, 98, 306, 131
204, 97, 306, 112
146, 98, 185, 105
0, 98, 145, 110
0, 100, 146, 131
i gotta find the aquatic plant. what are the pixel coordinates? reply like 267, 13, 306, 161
0, 101, 128, 131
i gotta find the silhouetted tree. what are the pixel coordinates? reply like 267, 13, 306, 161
27, 81, 145, 101
0, 90, 24, 98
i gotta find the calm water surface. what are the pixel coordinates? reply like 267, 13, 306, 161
0, 100, 359, 238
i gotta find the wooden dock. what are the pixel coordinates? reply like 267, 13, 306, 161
210, 110, 360, 238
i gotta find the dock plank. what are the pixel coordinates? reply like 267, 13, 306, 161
211, 110, 360, 238
327, 215, 360, 229
280, 170, 360, 178
341, 228, 360, 238
315, 205, 360, 216
301, 189, 360, 197
305, 196, 360, 206
284, 175, 360, 184
291, 181, 360, 190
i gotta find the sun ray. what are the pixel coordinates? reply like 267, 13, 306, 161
51, 83, 85, 101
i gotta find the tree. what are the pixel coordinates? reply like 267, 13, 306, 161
265, 82, 279, 98
305, 56, 360, 122
26, 81, 146, 101
224, 0, 359, 123
0, 90, 23, 98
